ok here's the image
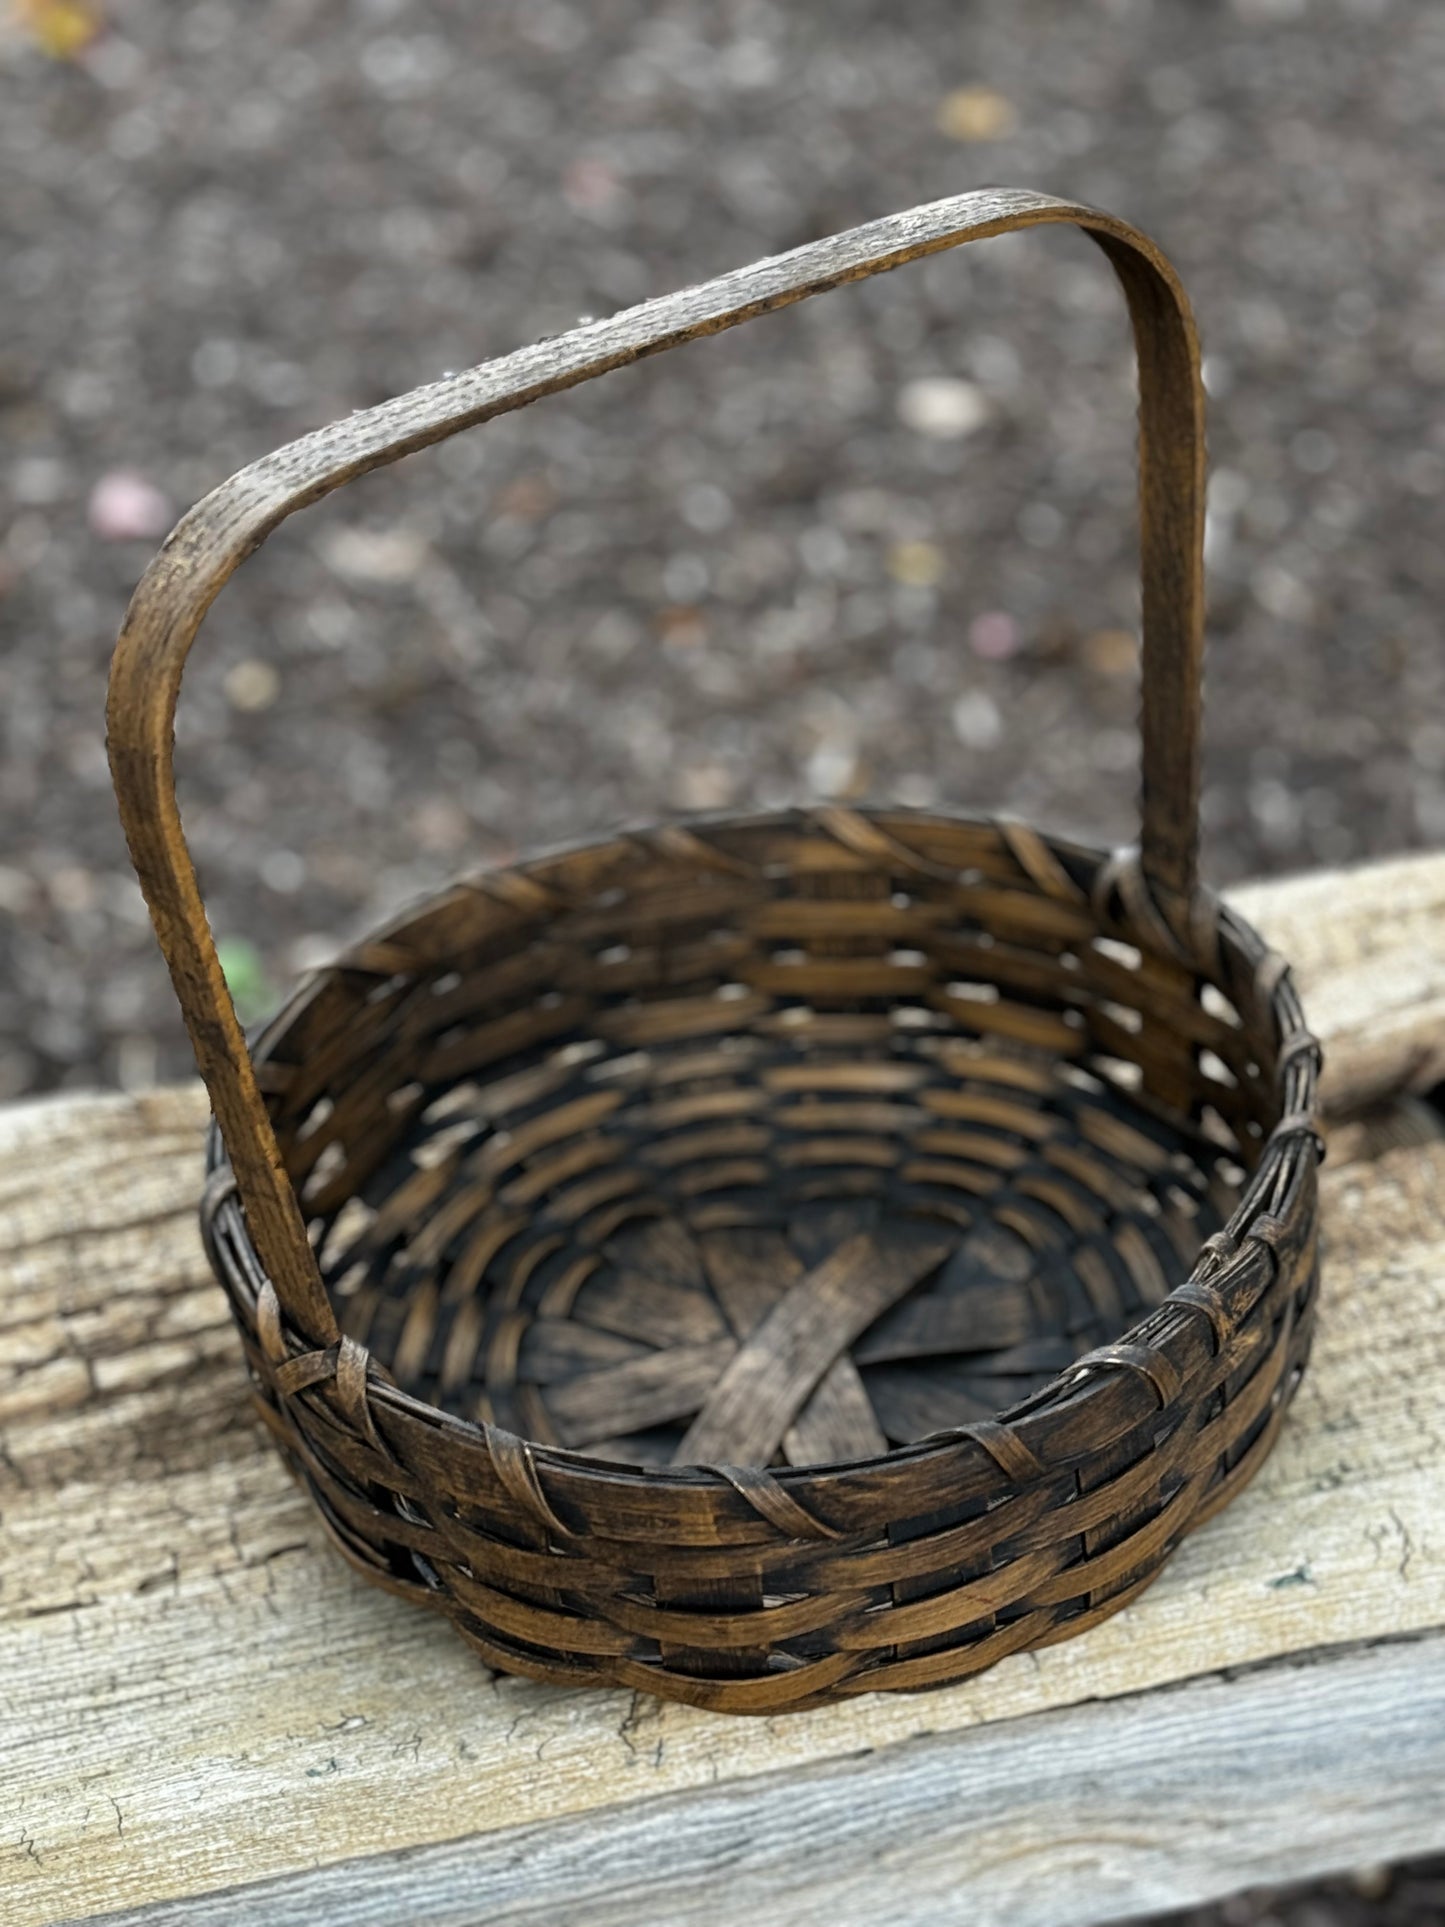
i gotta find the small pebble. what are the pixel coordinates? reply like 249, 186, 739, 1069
886, 539, 945, 587
968, 611, 1021, 661
806, 737, 862, 798
656, 605, 708, 649
87, 469, 172, 541
675, 760, 735, 810
897, 378, 989, 441
1083, 629, 1138, 676
319, 525, 429, 584
14, 0, 103, 60
563, 156, 622, 213
223, 659, 282, 712
935, 86, 1017, 142
48, 866, 95, 913
492, 475, 556, 522
952, 691, 1003, 750
1251, 565, 1314, 624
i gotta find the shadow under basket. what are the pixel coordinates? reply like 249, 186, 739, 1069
112, 190, 1322, 1714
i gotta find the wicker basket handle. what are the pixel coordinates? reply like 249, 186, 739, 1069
108, 187, 1206, 1346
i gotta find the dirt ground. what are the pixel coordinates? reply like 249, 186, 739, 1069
3, 1, 1443, 1918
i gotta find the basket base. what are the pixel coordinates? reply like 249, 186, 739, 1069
327, 1065, 1238, 1470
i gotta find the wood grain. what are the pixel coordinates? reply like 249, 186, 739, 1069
1232, 852, 1445, 1118
91, 1633, 1445, 1927
2, 855, 1442, 1925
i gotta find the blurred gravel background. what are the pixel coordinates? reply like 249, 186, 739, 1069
3, 3, 1444, 1918
4, 0, 1444, 1105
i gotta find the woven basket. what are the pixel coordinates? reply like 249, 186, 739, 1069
108, 188, 1322, 1715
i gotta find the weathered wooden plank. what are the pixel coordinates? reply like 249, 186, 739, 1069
4, 1098, 1441, 1924
1, 854, 1443, 1927
1231, 851, 1445, 1116
89, 1631, 1445, 1927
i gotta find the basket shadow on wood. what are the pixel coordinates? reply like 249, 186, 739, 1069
111, 189, 1322, 1714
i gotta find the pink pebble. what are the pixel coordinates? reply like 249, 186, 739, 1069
968, 610, 1021, 660
563, 157, 622, 213
87, 470, 174, 542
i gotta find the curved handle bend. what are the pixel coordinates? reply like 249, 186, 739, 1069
108, 186, 1206, 1346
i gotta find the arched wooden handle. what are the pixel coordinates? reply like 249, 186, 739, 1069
108, 187, 1206, 1347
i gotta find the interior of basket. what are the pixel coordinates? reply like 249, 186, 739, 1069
255, 811, 1281, 1470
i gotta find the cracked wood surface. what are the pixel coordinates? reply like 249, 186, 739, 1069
3, 853, 1444, 1927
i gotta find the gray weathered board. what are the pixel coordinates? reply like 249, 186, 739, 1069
3, 853, 1445, 1927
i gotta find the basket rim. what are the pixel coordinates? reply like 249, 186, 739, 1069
210, 802, 1322, 1498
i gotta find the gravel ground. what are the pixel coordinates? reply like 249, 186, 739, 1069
1142, 1860, 1445, 1927
3, 2, 1443, 1916
4, 0, 1444, 1102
